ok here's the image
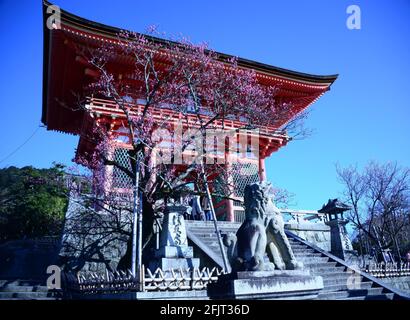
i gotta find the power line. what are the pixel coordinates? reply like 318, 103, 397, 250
0, 126, 42, 165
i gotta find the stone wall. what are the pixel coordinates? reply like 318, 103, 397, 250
285, 222, 331, 252
0, 237, 60, 280
58, 195, 131, 273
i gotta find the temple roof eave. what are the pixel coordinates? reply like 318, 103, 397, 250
42, 0, 338, 85
41, 0, 338, 152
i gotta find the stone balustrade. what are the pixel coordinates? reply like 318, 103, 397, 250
364, 262, 410, 278
63, 266, 225, 295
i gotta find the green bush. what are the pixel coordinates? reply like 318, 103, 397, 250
0, 164, 68, 243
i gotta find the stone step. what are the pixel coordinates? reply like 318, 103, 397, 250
188, 227, 239, 232
303, 261, 338, 268
343, 293, 394, 300
307, 266, 343, 274
291, 248, 315, 253
1, 280, 44, 287
313, 272, 349, 281
199, 239, 219, 245
294, 253, 323, 259
323, 276, 365, 286
0, 285, 48, 292
189, 234, 219, 239
197, 241, 218, 247
187, 225, 240, 231
0, 291, 54, 299
296, 258, 331, 265
289, 241, 307, 246
317, 266, 347, 274
290, 246, 308, 251
202, 241, 322, 257
295, 256, 329, 265
317, 287, 385, 300
189, 235, 219, 240
319, 272, 350, 280
288, 239, 305, 243
296, 256, 330, 262
197, 243, 225, 252
186, 224, 400, 300
35, 286, 52, 292
202, 244, 222, 252
321, 281, 374, 292
293, 252, 324, 258
189, 230, 240, 235
288, 241, 301, 245
186, 221, 241, 226
206, 243, 221, 248
189, 234, 235, 242
192, 234, 235, 240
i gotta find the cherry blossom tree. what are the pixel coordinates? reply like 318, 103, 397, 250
70, 29, 303, 268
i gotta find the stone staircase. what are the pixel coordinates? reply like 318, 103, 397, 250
0, 279, 61, 300
185, 221, 408, 300
186, 221, 239, 268
286, 237, 395, 300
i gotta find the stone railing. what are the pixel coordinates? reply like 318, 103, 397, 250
63, 266, 225, 294
364, 262, 410, 278
64, 270, 140, 294
31, 236, 61, 247
143, 267, 224, 291
282, 209, 331, 252
233, 209, 327, 224
281, 209, 328, 224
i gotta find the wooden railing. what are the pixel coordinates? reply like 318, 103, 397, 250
86, 97, 287, 139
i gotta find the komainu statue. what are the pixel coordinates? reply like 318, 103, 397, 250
224, 182, 303, 272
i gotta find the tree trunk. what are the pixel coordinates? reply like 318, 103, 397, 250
117, 195, 155, 270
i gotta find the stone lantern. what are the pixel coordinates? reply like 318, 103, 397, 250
318, 199, 354, 260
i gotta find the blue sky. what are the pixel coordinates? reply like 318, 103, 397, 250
0, 0, 409, 211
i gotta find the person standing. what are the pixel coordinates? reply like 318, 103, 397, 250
191, 195, 204, 220
202, 197, 213, 221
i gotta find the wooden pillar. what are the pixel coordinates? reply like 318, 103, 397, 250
226, 154, 235, 222
259, 157, 267, 182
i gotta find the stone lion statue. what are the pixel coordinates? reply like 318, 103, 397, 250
224, 182, 302, 272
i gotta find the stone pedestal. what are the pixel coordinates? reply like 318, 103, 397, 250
149, 208, 199, 271
208, 270, 323, 300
